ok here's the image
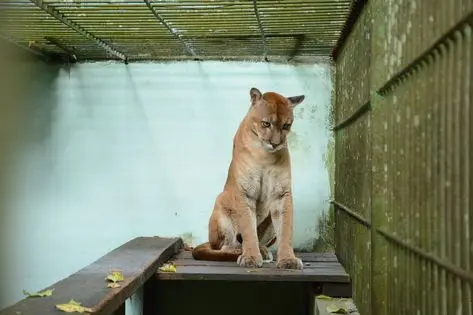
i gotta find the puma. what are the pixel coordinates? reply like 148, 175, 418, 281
192, 87, 305, 270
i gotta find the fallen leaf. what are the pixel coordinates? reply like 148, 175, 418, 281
316, 294, 333, 300
105, 271, 124, 283
326, 304, 348, 314
107, 282, 121, 289
56, 299, 92, 313
158, 263, 176, 272
23, 288, 54, 298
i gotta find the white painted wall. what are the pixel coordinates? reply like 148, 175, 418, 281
1, 61, 332, 309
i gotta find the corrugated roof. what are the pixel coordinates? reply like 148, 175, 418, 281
0, 0, 353, 62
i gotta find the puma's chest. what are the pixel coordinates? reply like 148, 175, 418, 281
240, 167, 290, 202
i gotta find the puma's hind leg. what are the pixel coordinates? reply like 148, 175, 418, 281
209, 196, 242, 253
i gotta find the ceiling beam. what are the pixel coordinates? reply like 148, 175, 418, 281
0, 33, 48, 59
252, 0, 269, 62
331, 0, 366, 61
143, 0, 198, 59
29, 0, 127, 62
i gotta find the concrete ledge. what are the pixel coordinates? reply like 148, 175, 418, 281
315, 297, 360, 315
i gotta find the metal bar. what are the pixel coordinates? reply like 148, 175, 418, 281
332, 101, 371, 131
252, 0, 268, 61
330, 200, 372, 228
28, 0, 127, 62
376, 228, 473, 284
378, 9, 473, 96
45, 36, 78, 62
331, 0, 367, 61
143, 0, 198, 59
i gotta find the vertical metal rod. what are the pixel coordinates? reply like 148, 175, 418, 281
29, 0, 127, 62
252, 0, 268, 62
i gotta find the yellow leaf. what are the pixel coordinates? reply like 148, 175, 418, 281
326, 304, 348, 314
158, 263, 176, 272
56, 299, 92, 313
316, 294, 333, 300
107, 282, 121, 289
105, 271, 124, 283
23, 288, 54, 298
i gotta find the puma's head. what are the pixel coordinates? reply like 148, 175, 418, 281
248, 87, 305, 153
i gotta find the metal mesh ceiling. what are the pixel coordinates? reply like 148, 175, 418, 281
0, 0, 353, 62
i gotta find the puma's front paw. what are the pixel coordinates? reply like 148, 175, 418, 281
237, 254, 263, 268
276, 257, 303, 270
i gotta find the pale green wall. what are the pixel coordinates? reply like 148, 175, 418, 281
1, 61, 332, 310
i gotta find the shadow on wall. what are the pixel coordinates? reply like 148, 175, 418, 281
25, 63, 64, 145
0, 39, 63, 308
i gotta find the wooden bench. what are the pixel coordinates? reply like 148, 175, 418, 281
0, 237, 182, 315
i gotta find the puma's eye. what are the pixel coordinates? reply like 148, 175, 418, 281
282, 123, 291, 130
261, 121, 271, 128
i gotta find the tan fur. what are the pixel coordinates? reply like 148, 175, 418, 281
192, 88, 305, 269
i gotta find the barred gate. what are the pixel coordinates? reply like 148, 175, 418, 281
333, 1, 473, 314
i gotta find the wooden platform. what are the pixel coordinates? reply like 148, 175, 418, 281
144, 249, 352, 315
0, 237, 351, 315
158, 250, 350, 283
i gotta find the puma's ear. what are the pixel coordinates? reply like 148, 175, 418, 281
287, 95, 305, 108
250, 87, 263, 105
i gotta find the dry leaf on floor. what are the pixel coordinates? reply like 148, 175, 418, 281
316, 294, 333, 300
23, 288, 54, 298
158, 263, 176, 272
56, 299, 92, 313
326, 304, 348, 314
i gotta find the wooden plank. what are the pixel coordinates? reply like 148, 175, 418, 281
170, 259, 342, 270
173, 251, 338, 262
0, 237, 183, 315
157, 265, 349, 282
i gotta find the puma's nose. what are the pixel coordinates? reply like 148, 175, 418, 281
270, 142, 279, 149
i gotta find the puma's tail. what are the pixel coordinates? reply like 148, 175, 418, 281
191, 242, 241, 262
